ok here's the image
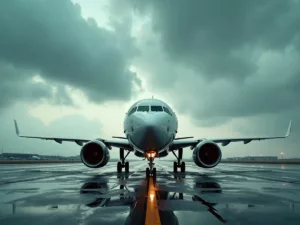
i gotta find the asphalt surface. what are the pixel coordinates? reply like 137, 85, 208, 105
0, 161, 300, 225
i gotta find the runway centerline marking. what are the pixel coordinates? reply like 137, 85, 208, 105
145, 176, 161, 225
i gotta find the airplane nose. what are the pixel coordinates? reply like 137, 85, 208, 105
131, 116, 169, 151
143, 123, 163, 148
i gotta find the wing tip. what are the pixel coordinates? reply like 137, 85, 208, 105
14, 119, 20, 136
286, 120, 292, 137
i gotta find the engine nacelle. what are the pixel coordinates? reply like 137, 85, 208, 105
80, 140, 110, 168
192, 140, 222, 168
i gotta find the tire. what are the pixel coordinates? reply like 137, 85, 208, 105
181, 162, 185, 172
125, 161, 129, 172
117, 161, 122, 173
173, 161, 177, 173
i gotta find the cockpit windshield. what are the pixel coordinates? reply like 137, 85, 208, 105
151, 106, 163, 112
163, 106, 172, 116
128, 107, 137, 116
137, 105, 149, 112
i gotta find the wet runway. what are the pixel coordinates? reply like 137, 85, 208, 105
0, 161, 300, 225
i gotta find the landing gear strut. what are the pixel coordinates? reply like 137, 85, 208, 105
145, 151, 157, 178
172, 148, 185, 173
117, 148, 130, 173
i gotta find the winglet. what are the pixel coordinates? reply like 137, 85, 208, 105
14, 120, 20, 136
285, 120, 292, 137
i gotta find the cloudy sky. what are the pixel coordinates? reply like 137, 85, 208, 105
0, 0, 299, 159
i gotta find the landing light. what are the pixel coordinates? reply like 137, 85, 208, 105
146, 151, 156, 158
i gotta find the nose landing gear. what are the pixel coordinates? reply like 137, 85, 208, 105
145, 151, 157, 178
146, 162, 157, 178
117, 148, 130, 173
172, 148, 186, 173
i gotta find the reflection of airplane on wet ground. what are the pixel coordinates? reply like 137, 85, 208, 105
2, 162, 299, 225
14, 98, 292, 176
80, 174, 225, 225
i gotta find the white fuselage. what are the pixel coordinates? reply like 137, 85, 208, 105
124, 99, 178, 155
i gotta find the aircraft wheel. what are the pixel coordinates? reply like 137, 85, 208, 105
181, 162, 185, 172
125, 161, 129, 172
146, 168, 150, 178
117, 161, 122, 173
173, 161, 177, 173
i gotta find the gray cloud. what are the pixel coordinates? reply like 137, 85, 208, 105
130, 0, 300, 80
0, 0, 140, 109
0, 62, 72, 109
104, 0, 300, 158
120, 0, 300, 127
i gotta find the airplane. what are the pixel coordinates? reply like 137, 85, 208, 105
14, 98, 292, 177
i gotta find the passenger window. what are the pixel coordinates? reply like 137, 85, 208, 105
137, 106, 149, 112
163, 107, 172, 116
151, 106, 163, 112
128, 107, 137, 116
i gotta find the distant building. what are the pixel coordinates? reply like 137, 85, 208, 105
244, 156, 278, 161
226, 156, 278, 161
0, 153, 80, 160
2, 153, 39, 159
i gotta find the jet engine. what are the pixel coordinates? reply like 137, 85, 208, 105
192, 140, 222, 168
80, 140, 110, 168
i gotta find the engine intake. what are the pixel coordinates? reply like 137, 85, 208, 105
80, 140, 110, 168
192, 140, 222, 168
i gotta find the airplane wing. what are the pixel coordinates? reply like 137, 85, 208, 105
169, 120, 292, 150
14, 120, 132, 150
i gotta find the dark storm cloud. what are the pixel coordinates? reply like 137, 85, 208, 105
0, 0, 140, 108
130, 0, 300, 80
0, 62, 72, 109
121, 0, 300, 128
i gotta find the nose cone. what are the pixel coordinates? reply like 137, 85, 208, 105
130, 115, 170, 151
142, 123, 165, 149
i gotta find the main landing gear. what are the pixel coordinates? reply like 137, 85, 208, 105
172, 148, 185, 173
145, 151, 157, 178
117, 148, 130, 173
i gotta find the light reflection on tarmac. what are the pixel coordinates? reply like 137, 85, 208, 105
0, 161, 300, 225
